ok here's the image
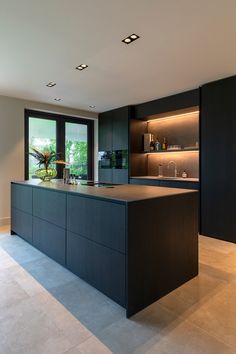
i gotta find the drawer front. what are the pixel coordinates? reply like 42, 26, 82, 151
67, 231, 126, 306
33, 217, 66, 266
67, 195, 126, 253
33, 188, 66, 228
11, 184, 32, 214
11, 207, 33, 243
159, 180, 199, 190
129, 178, 161, 186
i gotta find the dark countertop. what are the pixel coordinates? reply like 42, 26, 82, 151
130, 176, 199, 182
12, 179, 198, 203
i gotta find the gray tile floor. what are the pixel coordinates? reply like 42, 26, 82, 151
0, 225, 236, 354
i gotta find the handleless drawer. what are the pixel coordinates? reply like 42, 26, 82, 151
67, 195, 126, 253
11, 184, 32, 214
33, 217, 66, 266
11, 207, 33, 243
33, 188, 66, 228
67, 231, 125, 306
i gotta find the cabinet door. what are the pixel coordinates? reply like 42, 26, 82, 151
98, 112, 112, 151
98, 168, 113, 183
201, 76, 236, 242
112, 170, 129, 184
112, 106, 129, 150
67, 231, 126, 306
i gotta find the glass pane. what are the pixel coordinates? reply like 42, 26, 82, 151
65, 122, 88, 178
28, 118, 56, 178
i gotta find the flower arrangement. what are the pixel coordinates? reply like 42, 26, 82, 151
29, 148, 69, 181
29, 148, 68, 170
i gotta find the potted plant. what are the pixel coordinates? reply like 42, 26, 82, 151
29, 148, 68, 181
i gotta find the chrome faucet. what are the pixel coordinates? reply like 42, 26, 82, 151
168, 161, 177, 177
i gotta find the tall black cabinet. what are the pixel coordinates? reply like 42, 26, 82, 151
201, 75, 236, 243
98, 106, 130, 184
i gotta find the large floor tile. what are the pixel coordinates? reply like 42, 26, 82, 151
65, 337, 113, 354
51, 279, 125, 334
184, 281, 236, 349
133, 318, 235, 354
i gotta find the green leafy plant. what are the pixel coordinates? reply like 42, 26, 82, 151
29, 148, 68, 171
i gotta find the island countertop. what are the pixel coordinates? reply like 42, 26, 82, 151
12, 179, 198, 203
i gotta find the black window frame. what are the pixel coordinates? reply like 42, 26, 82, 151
24, 109, 94, 180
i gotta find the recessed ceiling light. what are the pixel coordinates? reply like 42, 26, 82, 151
54, 98, 62, 102
89, 105, 96, 108
122, 33, 140, 44
76, 64, 88, 71
46, 82, 56, 87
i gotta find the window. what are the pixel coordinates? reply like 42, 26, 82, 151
25, 110, 94, 180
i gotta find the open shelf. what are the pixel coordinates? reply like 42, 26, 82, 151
146, 148, 199, 154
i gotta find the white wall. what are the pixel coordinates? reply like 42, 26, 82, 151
0, 95, 98, 226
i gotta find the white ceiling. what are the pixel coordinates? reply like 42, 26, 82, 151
1, 0, 236, 113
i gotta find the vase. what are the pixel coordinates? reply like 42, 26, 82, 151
35, 167, 57, 181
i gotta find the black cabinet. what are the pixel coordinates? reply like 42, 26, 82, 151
98, 113, 112, 151
99, 106, 129, 151
98, 106, 130, 183
201, 75, 236, 243
130, 178, 199, 190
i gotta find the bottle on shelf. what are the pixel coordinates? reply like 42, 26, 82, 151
162, 137, 168, 150
150, 138, 155, 151
182, 170, 188, 178
155, 138, 161, 151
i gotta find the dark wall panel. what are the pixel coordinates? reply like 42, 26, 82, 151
201, 75, 236, 243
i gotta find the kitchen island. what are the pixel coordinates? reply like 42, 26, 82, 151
11, 180, 198, 317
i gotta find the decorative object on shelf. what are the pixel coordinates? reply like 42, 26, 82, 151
29, 148, 69, 181
182, 170, 188, 178
158, 164, 163, 177
167, 145, 182, 150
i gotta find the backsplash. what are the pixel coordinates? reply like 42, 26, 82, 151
147, 151, 199, 178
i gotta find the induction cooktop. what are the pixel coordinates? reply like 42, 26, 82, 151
81, 181, 120, 188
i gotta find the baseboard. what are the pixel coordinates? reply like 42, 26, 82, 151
0, 217, 11, 226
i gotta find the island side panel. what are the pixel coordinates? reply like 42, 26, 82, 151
126, 192, 198, 317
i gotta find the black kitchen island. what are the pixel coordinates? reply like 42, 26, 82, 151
11, 180, 198, 317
